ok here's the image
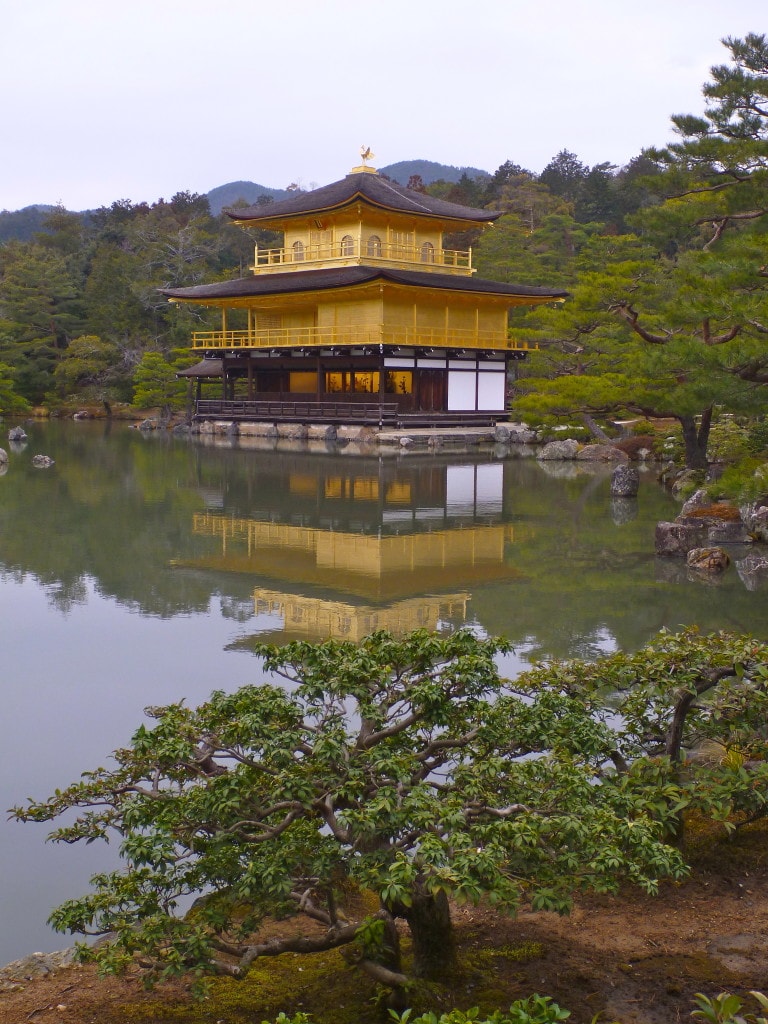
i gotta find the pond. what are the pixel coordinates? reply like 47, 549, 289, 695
1, 420, 767, 966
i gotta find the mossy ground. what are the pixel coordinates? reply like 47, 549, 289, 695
3, 821, 768, 1024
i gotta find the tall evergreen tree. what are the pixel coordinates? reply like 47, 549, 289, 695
515, 35, 768, 467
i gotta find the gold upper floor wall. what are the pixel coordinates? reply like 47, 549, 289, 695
189, 285, 540, 351
254, 210, 474, 276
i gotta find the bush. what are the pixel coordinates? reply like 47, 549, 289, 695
746, 419, 768, 457
707, 418, 750, 464
706, 459, 768, 502
260, 997, 572, 1024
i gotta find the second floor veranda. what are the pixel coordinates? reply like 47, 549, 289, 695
252, 236, 474, 275
190, 324, 535, 353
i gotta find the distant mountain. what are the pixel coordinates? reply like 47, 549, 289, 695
378, 160, 491, 185
0, 162, 493, 242
206, 181, 291, 216
0, 204, 59, 243
206, 161, 492, 214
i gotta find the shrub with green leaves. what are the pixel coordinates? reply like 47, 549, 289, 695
692, 990, 768, 1024
706, 419, 751, 464
13, 629, 692, 1000
746, 420, 768, 457
389, 997, 571, 1024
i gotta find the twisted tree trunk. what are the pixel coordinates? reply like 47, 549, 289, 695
679, 408, 712, 470
397, 889, 456, 980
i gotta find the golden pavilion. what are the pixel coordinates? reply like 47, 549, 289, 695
162, 157, 567, 427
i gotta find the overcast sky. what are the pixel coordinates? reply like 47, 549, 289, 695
0, 0, 764, 212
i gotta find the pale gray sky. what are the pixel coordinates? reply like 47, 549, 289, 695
0, 0, 764, 211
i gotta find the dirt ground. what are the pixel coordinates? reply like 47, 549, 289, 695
2, 827, 768, 1024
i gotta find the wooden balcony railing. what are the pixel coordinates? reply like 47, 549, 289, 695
191, 325, 535, 352
252, 239, 472, 273
192, 399, 505, 428
195, 399, 400, 424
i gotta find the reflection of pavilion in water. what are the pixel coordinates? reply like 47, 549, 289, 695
253, 590, 469, 642
183, 458, 526, 640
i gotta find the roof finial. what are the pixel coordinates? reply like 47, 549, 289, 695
360, 145, 375, 165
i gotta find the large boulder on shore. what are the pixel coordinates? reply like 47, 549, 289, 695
741, 501, 768, 543
657, 498, 763, 557
680, 489, 711, 516
655, 521, 708, 556
537, 438, 580, 460
575, 444, 629, 463
678, 503, 751, 545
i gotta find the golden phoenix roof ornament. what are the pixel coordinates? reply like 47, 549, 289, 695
360, 145, 374, 165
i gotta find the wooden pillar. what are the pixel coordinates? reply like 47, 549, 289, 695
378, 345, 385, 426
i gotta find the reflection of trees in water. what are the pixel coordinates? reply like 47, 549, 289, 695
2, 423, 767, 650
0, 423, 214, 617
220, 596, 257, 622
45, 578, 89, 614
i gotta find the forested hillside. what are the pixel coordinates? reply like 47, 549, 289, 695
0, 33, 766, 479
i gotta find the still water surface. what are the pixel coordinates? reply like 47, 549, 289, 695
2, 421, 767, 965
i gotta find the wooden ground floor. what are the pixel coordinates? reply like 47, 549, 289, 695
184, 346, 522, 426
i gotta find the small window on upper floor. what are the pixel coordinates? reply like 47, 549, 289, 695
366, 234, 382, 257
292, 240, 305, 262
420, 241, 435, 263
340, 235, 355, 257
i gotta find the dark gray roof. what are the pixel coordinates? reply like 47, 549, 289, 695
226, 172, 501, 225
161, 266, 568, 303
176, 358, 223, 377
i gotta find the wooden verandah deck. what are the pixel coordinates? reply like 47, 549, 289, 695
194, 399, 507, 429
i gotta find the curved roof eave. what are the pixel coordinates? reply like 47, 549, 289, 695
225, 172, 501, 226
160, 266, 569, 304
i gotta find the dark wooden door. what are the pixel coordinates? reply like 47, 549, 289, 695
417, 370, 446, 412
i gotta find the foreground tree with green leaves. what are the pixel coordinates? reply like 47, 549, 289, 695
13, 629, 697, 1001
522, 627, 768, 844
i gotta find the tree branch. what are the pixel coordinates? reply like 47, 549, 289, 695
665, 667, 738, 763
701, 318, 741, 345
610, 303, 673, 345
465, 802, 533, 820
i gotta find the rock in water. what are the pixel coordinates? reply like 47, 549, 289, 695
611, 465, 639, 497
686, 547, 731, 572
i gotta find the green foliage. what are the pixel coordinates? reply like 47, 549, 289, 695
52, 334, 123, 400
236, 990, 768, 1024
692, 990, 768, 1024
706, 459, 768, 503
132, 349, 194, 414
746, 419, 768, 456
389, 995, 570, 1024
706, 419, 751, 464
0, 359, 31, 415
519, 627, 768, 842
511, 37, 768, 469
13, 629, 696, 995
17, 624, 768, 997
